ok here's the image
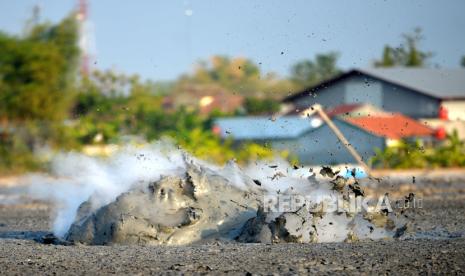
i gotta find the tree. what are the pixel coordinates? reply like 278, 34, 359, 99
243, 97, 280, 115
290, 52, 340, 89
183, 55, 262, 96
0, 14, 79, 171
461, 56, 465, 67
0, 14, 79, 123
375, 28, 432, 67
378, 46, 395, 67
28, 15, 80, 84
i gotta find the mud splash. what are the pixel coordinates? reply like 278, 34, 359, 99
25, 142, 410, 245
66, 159, 262, 245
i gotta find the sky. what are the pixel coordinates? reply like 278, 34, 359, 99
1, 0, 464, 81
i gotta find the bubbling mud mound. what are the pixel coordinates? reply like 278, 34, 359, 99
66, 161, 262, 245
63, 152, 409, 245
237, 203, 405, 243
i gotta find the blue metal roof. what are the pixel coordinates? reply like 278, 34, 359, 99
214, 115, 319, 140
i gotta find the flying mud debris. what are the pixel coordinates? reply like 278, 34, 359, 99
319, 166, 339, 178
25, 144, 412, 245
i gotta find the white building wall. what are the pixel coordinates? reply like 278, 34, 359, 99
442, 100, 465, 121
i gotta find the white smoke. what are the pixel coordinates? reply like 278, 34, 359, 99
26, 141, 187, 237
24, 142, 307, 237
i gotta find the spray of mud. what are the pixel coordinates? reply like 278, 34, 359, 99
26, 141, 187, 236
23, 141, 408, 244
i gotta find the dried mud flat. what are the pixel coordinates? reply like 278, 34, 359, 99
1, 174, 465, 275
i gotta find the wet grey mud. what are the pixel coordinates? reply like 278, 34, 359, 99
62, 157, 408, 245
66, 163, 261, 245
1, 154, 465, 273
1, 198, 465, 274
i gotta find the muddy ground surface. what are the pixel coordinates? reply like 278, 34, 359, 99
1, 172, 465, 275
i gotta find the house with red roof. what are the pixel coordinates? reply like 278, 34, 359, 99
214, 111, 434, 165
283, 68, 465, 139
343, 113, 434, 140
212, 68, 463, 165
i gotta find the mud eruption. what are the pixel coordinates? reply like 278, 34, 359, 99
66, 160, 262, 245
26, 143, 409, 245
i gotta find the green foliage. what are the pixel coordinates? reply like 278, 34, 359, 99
0, 33, 65, 121
177, 55, 296, 99
185, 55, 261, 95
173, 128, 283, 165
66, 69, 286, 165
28, 14, 80, 84
69, 70, 172, 143
370, 131, 465, 169
0, 14, 80, 172
0, 144, 41, 174
432, 131, 465, 167
0, 122, 50, 173
375, 28, 432, 68
370, 140, 428, 169
173, 128, 235, 164
243, 97, 280, 115
290, 52, 341, 89
378, 46, 395, 67
0, 14, 79, 122
461, 56, 465, 67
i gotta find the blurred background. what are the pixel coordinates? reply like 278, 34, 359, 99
1, 0, 465, 175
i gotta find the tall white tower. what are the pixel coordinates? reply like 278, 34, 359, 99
76, 0, 96, 76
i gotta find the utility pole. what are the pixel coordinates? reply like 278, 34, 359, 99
300, 104, 371, 175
